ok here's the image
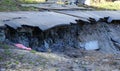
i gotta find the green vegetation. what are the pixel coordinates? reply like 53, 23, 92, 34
15, 61, 19, 64
4, 49, 11, 55
0, 0, 39, 11
91, 2, 120, 10
30, 50, 37, 54
0, 42, 10, 49
0, 56, 3, 61
19, 0, 45, 3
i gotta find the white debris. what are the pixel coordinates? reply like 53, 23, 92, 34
84, 0, 91, 6
85, 40, 99, 50
44, 40, 49, 49
107, 17, 113, 23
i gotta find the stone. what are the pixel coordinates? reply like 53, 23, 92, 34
0, 68, 6, 71
112, 69, 119, 71
102, 59, 109, 62
36, 47, 48, 52
85, 40, 99, 50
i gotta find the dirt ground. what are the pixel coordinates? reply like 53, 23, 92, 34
0, 43, 120, 71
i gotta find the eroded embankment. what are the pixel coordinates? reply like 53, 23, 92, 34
0, 22, 120, 55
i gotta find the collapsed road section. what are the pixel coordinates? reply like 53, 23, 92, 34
0, 11, 120, 55
57, 10, 120, 23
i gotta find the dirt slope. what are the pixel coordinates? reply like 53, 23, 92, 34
0, 43, 120, 71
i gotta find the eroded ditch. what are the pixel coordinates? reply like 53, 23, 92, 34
0, 22, 120, 57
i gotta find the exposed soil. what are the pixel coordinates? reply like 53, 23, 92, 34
4, 22, 120, 53
0, 22, 120, 71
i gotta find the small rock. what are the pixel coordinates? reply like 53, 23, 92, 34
35, 62, 39, 66
112, 69, 119, 71
74, 60, 79, 63
36, 47, 48, 52
81, 61, 86, 65
102, 59, 109, 62
85, 62, 89, 65
10, 64, 16, 69
0, 68, 6, 71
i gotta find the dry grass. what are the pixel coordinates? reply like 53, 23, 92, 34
0, 0, 39, 11
91, 2, 120, 10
